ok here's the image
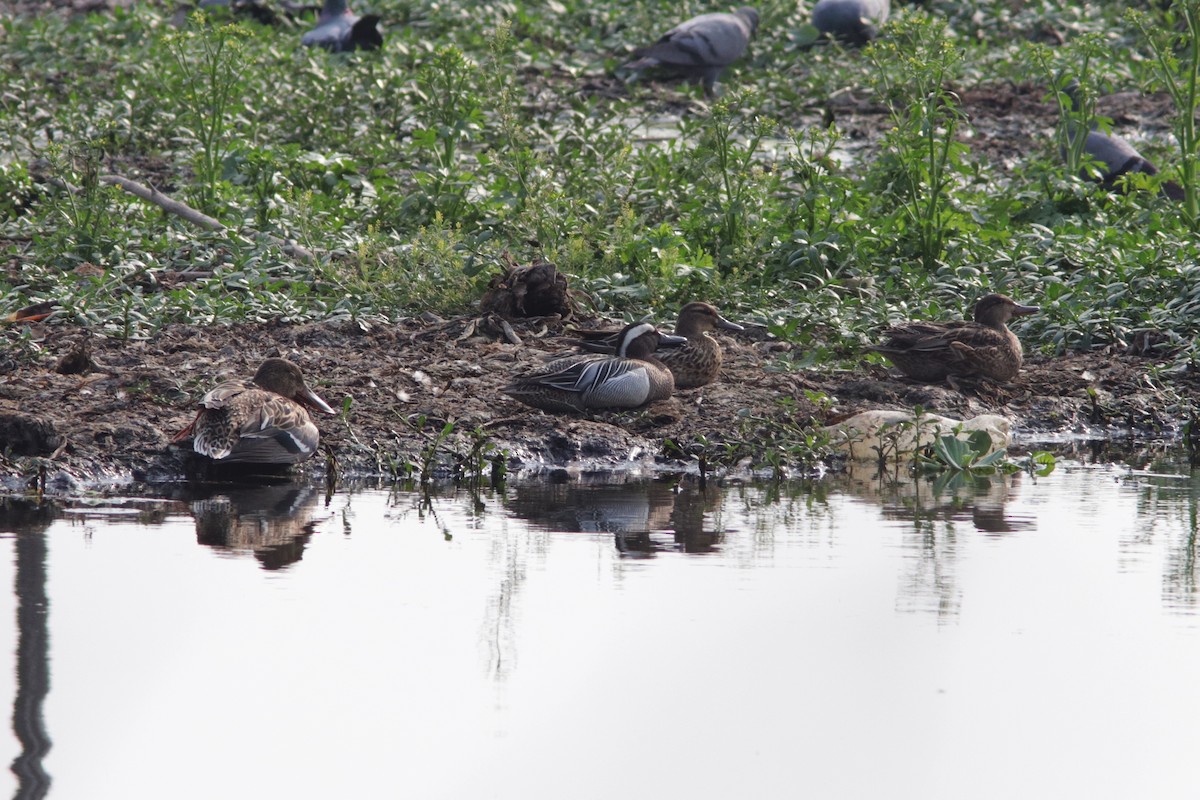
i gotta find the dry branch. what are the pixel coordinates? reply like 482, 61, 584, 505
100, 175, 226, 231
40, 169, 315, 263
99, 174, 317, 262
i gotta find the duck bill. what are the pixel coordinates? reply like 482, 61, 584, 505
1011, 304, 1040, 317
299, 387, 337, 415
715, 314, 744, 332
658, 333, 689, 348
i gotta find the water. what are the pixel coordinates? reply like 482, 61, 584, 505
1, 452, 1199, 799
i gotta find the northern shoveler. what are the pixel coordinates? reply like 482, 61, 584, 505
173, 358, 336, 464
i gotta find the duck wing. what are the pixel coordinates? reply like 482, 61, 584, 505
532, 355, 643, 393
565, 327, 623, 354
192, 383, 319, 463
222, 394, 319, 463
873, 321, 978, 354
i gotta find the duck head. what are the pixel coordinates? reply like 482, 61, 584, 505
615, 322, 686, 359
677, 302, 744, 335
252, 358, 336, 415
974, 294, 1040, 327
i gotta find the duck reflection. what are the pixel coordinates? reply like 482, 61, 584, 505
505, 479, 724, 555
176, 482, 323, 570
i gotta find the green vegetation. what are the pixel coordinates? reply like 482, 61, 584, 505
915, 429, 1057, 493
3, 0, 1200, 368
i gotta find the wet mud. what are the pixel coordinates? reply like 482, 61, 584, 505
1, 312, 1195, 494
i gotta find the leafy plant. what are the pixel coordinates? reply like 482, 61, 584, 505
865, 14, 971, 270
918, 430, 1057, 478
921, 430, 1011, 472
42, 140, 122, 261
406, 44, 485, 225
1027, 34, 1112, 188
683, 93, 779, 268
2, 0, 1200, 367
161, 17, 252, 214
1128, 0, 1200, 226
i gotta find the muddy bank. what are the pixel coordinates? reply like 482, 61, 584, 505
1, 313, 1195, 494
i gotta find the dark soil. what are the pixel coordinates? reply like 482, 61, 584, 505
1, 311, 1196, 494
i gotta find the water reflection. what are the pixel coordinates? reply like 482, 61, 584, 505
842, 468, 1035, 535
170, 482, 324, 570
1025, 440, 1200, 613
10, 454, 1200, 798
839, 468, 1035, 619
1116, 458, 1200, 614
505, 478, 724, 556
1, 498, 55, 800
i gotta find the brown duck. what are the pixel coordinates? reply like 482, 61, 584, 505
569, 302, 743, 388
173, 358, 336, 464
869, 294, 1039, 383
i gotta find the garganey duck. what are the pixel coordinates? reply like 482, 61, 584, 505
869, 294, 1039, 384
570, 302, 743, 389
503, 322, 684, 413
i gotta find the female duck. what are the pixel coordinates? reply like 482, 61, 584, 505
570, 302, 743, 389
869, 294, 1039, 383
503, 322, 683, 413
174, 358, 336, 464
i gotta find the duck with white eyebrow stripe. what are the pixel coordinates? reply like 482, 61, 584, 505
503, 322, 686, 413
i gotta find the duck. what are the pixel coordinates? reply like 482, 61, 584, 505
568, 302, 744, 389
811, 0, 889, 45
622, 7, 760, 98
301, 0, 382, 52
502, 322, 685, 413
868, 294, 1040, 383
173, 358, 336, 464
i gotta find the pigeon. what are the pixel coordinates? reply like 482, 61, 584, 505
811, 0, 890, 45
1060, 80, 1183, 199
301, 0, 383, 52
623, 6, 760, 98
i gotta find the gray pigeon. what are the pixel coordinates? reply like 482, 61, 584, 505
623, 6, 760, 98
1060, 81, 1183, 199
811, 0, 890, 45
301, 0, 382, 52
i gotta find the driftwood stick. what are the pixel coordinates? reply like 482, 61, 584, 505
98, 174, 317, 262
100, 175, 226, 231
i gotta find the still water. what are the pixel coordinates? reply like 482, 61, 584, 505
1, 451, 1199, 799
